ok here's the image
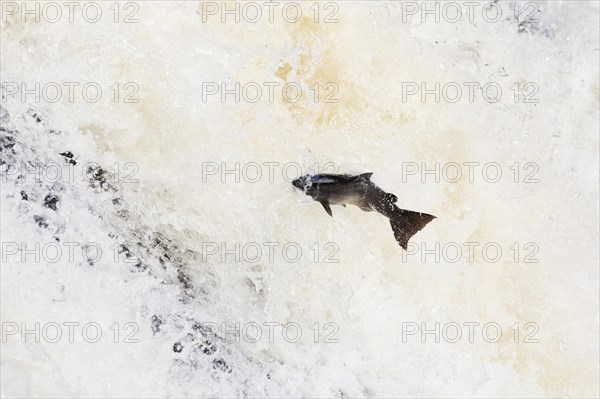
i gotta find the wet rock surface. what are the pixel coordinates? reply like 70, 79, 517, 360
0, 105, 244, 388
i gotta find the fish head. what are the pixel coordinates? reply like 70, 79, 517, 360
292, 175, 312, 191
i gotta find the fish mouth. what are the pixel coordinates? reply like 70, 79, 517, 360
292, 178, 305, 189
292, 175, 313, 190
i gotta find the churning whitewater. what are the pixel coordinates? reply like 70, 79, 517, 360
1, 1, 599, 398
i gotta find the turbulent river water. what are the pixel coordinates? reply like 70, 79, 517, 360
1, 1, 599, 397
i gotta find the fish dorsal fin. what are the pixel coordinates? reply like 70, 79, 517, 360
356, 172, 373, 181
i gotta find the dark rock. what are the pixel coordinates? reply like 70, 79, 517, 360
173, 342, 184, 353
200, 340, 217, 355
132, 260, 148, 272
212, 358, 232, 374
177, 270, 193, 290
151, 315, 163, 334
59, 151, 77, 165
43, 193, 59, 211
85, 165, 116, 192
0, 134, 16, 154
33, 215, 48, 228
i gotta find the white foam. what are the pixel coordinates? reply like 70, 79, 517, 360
1, 1, 598, 397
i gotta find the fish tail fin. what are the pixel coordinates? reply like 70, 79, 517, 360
390, 209, 436, 250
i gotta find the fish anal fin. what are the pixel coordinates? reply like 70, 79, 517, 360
321, 201, 333, 217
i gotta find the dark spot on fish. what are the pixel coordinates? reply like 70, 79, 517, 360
20, 191, 28, 200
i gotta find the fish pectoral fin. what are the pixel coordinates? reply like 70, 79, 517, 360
342, 204, 346, 208
320, 201, 333, 217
